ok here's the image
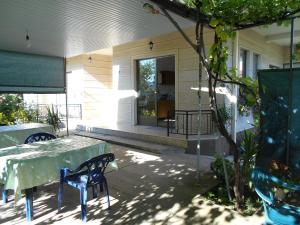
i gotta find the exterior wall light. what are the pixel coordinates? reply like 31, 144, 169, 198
149, 41, 154, 50
26, 30, 31, 48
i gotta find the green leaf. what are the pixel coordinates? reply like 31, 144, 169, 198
209, 19, 219, 27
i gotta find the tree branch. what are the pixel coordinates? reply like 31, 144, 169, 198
160, 8, 198, 51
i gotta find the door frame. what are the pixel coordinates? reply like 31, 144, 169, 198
131, 49, 179, 126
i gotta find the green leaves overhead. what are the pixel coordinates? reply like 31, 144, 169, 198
181, 0, 300, 115
184, 0, 300, 29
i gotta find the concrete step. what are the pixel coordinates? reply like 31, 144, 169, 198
74, 131, 186, 154
76, 125, 188, 148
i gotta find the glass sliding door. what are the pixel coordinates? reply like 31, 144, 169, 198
137, 58, 157, 126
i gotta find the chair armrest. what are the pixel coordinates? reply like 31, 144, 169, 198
254, 187, 274, 205
60, 167, 73, 180
270, 175, 300, 191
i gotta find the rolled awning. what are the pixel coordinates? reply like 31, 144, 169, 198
0, 50, 66, 93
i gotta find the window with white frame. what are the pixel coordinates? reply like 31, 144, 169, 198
239, 49, 249, 77
253, 53, 261, 79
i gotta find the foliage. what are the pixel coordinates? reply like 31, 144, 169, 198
204, 186, 234, 206
211, 154, 234, 183
154, 0, 300, 210
139, 59, 156, 94
23, 105, 38, 123
46, 105, 61, 132
177, 0, 300, 209
295, 42, 300, 60
203, 185, 261, 215
240, 130, 259, 186
0, 94, 37, 125
217, 106, 231, 125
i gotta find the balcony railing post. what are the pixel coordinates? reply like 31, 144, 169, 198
167, 111, 170, 136
36, 105, 39, 123
80, 104, 83, 120
185, 111, 188, 139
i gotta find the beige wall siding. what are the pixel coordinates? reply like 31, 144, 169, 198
113, 27, 215, 126
113, 27, 286, 129
239, 29, 286, 71
67, 53, 113, 124
63, 27, 287, 129
236, 29, 286, 132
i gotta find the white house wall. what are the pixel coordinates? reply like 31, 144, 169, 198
66, 54, 113, 125
236, 29, 286, 132
59, 26, 286, 131
112, 27, 218, 126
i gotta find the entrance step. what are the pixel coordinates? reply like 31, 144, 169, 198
75, 124, 230, 156
74, 131, 186, 154
76, 125, 188, 148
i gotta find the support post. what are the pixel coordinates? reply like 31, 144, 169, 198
186, 111, 189, 139
65, 68, 71, 137
196, 40, 203, 182
286, 17, 295, 165
222, 154, 232, 201
65, 92, 69, 136
167, 112, 170, 136
231, 32, 239, 143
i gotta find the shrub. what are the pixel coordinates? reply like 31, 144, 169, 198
0, 94, 37, 125
211, 154, 234, 184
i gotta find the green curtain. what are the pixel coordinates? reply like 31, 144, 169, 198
258, 68, 300, 171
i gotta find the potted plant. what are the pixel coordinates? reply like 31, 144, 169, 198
46, 105, 62, 134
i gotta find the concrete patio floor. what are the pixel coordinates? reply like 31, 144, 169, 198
0, 143, 263, 225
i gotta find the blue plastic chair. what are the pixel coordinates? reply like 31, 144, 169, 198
58, 153, 115, 222
251, 168, 300, 225
2, 132, 56, 205
24, 132, 57, 144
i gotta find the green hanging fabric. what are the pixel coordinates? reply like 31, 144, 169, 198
258, 68, 300, 172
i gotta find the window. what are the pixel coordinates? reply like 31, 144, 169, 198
253, 53, 260, 79
239, 49, 248, 77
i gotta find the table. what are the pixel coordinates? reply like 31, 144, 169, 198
0, 123, 53, 148
0, 135, 117, 221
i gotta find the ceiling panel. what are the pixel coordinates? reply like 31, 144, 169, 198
0, 0, 193, 57
254, 18, 300, 46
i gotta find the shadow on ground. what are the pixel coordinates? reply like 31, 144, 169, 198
0, 144, 263, 225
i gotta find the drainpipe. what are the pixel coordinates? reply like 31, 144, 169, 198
231, 32, 239, 144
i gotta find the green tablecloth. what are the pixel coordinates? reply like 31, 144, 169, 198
0, 136, 117, 201
0, 123, 53, 148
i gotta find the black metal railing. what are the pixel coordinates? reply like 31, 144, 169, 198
36, 104, 82, 121
167, 110, 215, 139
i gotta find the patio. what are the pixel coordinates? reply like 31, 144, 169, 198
0, 141, 263, 224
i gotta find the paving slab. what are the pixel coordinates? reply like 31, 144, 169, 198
0, 143, 263, 225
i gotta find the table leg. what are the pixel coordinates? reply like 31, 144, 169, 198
2, 190, 8, 204
25, 188, 34, 222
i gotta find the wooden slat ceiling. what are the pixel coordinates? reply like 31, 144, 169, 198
0, 0, 193, 57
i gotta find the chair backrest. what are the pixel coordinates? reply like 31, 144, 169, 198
25, 132, 57, 144
252, 168, 276, 204
75, 153, 115, 185
252, 168, 300, 205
